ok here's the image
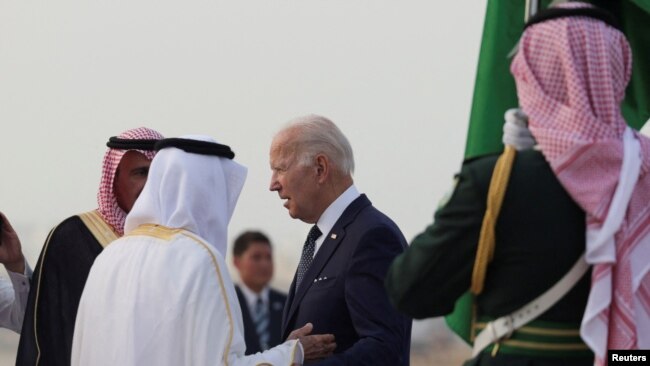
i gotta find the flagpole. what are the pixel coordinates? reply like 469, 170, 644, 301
525, 0, 539, 21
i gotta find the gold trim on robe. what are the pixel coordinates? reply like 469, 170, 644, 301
33, 211, 118, 364
77, 210, 119, 248
129, 224, 236, 366
33, 226, 58, 366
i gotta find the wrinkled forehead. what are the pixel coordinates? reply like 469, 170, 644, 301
271, 129, 300, 157
270, 146, 295, 170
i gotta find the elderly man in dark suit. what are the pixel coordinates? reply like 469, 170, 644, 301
269, 114, 411, 365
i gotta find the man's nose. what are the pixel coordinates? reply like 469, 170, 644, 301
269, 179, 280, 192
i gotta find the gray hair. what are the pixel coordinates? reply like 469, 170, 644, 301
281, 114, 355, 175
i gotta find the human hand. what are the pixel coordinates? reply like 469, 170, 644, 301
503, 108, 535, 151
0, 212, 25, 274
287, 323, 336, 361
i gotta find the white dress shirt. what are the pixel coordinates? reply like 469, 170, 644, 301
239, 283, 270, 312
314, 185, 361, 255
0, 261, 32, 333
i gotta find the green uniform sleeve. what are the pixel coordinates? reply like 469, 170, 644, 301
385, 164, 486, 319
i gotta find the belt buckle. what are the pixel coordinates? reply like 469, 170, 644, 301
491, 315, 515, 357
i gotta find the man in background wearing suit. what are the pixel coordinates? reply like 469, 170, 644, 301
269, 114, 411, 365
233, 230, 287, 355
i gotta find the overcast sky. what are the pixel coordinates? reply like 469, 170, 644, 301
0, 1, 491, 359
0, 1, 488, 287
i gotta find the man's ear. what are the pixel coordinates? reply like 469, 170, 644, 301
315, 154, 329, 183
233, 256, 242, 270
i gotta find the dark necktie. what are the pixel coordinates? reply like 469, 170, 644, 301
296, 225, 322, 290
253, 297, 269, 350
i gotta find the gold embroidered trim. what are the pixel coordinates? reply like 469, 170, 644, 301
78, 210, 119, 248
33, 225, 59, 366
500, 339, 589, 351
128, 223, 183, 241
128, 225, 235, 365
181, 231, 235, 366
475, 322, 582, 337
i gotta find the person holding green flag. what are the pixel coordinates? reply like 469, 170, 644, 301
512, 1, 650, 362
385, 104, 593, 365
384, 1, 650, 365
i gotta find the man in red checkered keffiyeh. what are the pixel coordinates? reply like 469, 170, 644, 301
16, 127, 163, 366
511, 2, 650, 364
97, 127, 165, 235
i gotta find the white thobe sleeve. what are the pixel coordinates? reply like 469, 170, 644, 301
226, 340, 304, 366
217, 252, 304, 366
0, 261, 32, 333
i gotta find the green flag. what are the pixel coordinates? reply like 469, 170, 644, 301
463, 0, 650, 160
448, 0, 650, 345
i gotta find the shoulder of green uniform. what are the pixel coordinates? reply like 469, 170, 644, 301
435, 152, 501, 210
462, 152, 500, 168
463, 149, 546, 171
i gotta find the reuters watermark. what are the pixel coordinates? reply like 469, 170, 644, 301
608, 350, 649, 365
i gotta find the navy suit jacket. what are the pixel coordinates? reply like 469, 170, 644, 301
235, 285, 287, 355
282, 194, 412, 365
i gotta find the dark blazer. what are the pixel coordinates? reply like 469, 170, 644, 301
235, 285, 287, 355
17, 216, 105, 366
282, 194, 411, 366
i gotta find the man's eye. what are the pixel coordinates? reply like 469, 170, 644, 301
133, 168, 149, 177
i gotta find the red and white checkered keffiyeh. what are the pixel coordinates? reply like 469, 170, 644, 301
511, 2, 650, 364
97, 127, 164, 236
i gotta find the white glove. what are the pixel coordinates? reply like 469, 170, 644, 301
503, 108, 535, 151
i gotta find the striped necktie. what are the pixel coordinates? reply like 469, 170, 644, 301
253, 297, 269, 350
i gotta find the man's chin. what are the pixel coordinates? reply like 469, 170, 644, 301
287, 208, 298, 219
287, 208, 315, 223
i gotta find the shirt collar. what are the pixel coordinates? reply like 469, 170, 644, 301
314, 184, 360, 254
239, 283, 270, 310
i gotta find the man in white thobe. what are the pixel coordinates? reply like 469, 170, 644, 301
72, 136, 305, 365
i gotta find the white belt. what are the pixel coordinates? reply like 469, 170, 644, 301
472, 254, 589, 357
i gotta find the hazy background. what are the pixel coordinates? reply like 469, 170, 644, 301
0, 1, 488, 363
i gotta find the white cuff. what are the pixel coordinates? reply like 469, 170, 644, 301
7, 260, 30, 292
292, 339, 304, 365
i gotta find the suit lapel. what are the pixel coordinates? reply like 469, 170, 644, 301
282, 195, 371, 337
281, 273, 298, 337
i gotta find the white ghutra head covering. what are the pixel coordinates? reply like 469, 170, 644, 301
124, 135, 247, 257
